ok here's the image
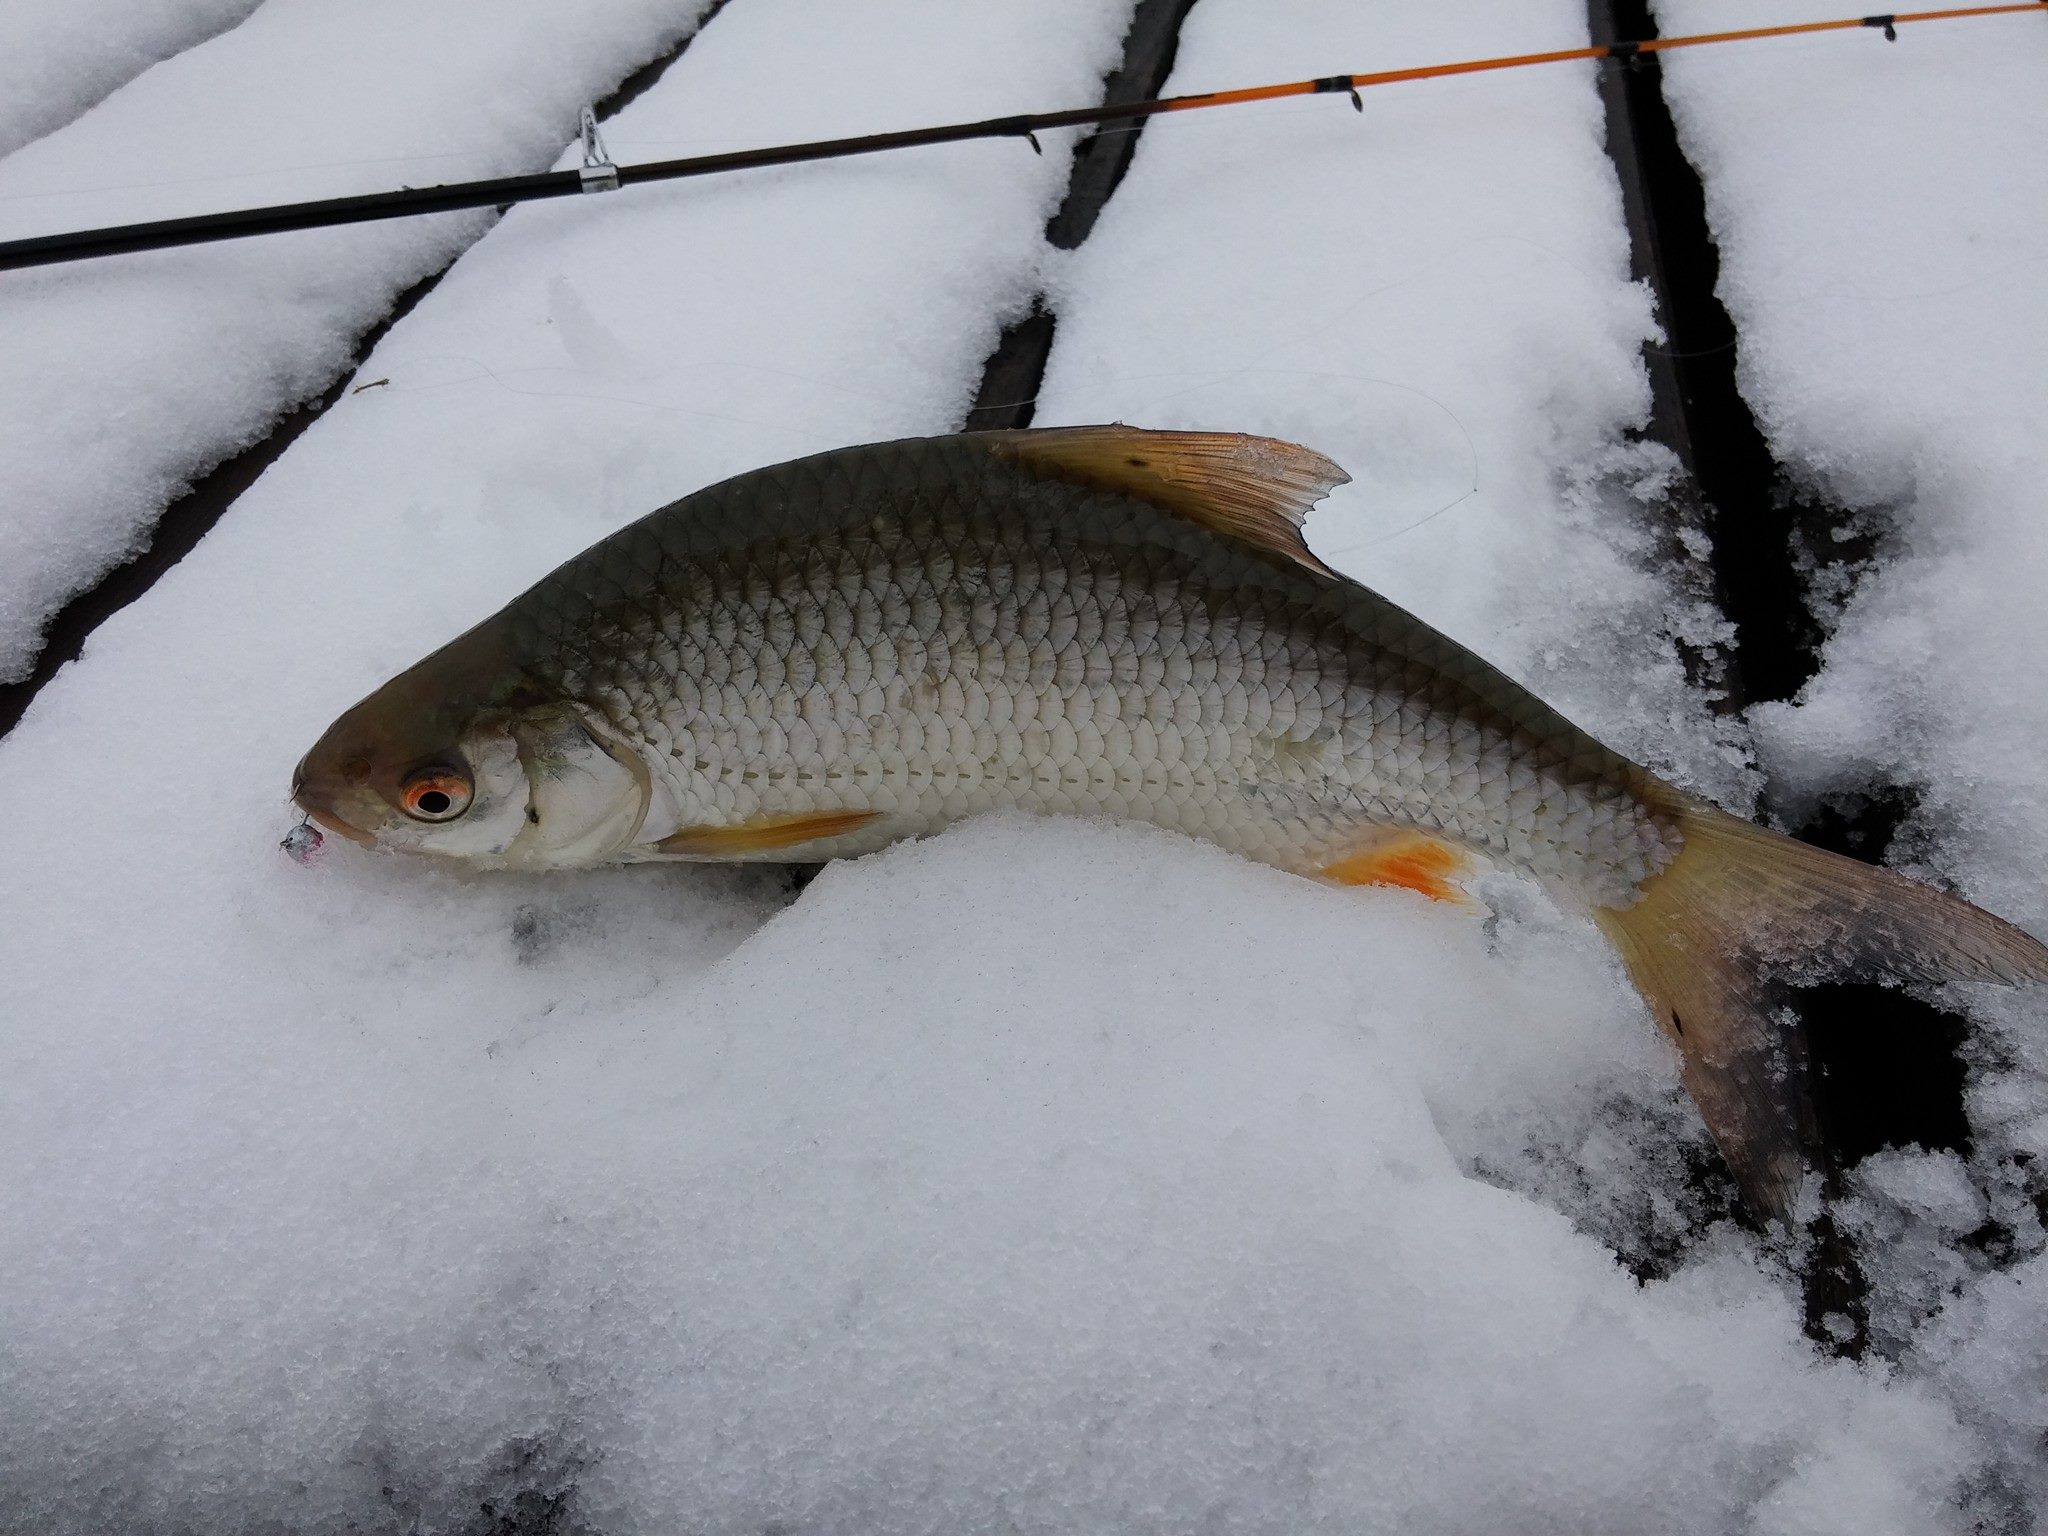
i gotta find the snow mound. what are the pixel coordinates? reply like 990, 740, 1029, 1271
0, 817, 1979, 1533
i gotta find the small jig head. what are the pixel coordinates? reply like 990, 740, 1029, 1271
280, 818, 326, 866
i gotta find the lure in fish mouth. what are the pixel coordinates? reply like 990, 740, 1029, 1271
294, 425, 2048, 1220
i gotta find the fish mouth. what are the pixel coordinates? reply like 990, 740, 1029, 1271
304, 805, 375, 848
292, 750, 377, 847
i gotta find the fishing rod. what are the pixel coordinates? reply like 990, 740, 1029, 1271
1, 2, 2038, 273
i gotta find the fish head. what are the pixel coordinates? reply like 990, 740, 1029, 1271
291, 623, 651, 867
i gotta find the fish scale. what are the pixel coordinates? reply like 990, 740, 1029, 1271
490, 433, 1674, 901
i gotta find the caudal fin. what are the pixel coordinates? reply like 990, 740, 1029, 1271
1594, 785, 2048, 1220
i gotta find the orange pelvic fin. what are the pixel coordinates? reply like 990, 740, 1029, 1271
655, 808, 882, 858
1321, 831, 1473, 905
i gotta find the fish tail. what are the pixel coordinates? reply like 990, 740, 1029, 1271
1594, 782, 2048, 1220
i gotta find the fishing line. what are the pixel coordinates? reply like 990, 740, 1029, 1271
362, 352, 816, 441
366, 347, 1485, 552
974, 218, 1608, 420
1765, 247, 2048, 310
1, 3, 2037, 271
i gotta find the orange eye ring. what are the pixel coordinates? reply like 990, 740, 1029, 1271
399, 768, 473, 823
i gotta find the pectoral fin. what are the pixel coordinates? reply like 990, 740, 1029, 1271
655, 808, 883, 858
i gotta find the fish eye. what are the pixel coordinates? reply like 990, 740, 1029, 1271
399, 767, 473, 822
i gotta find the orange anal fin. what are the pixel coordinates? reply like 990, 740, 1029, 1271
655, 808, 882, 858
1321, 833, 1472, 905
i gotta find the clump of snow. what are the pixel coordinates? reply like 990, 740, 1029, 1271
1911, 1251, 2048, 1528
0, 0, 262, 158
0, 0, 721, 683
1655, 0, 2048, 1515
1837, 1150, 1987, 1357
1033, 0, 1754, 810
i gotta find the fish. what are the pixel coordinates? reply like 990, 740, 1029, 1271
293, 426, 2048, 1218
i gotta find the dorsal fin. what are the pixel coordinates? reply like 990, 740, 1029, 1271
982, 426, 1348, 577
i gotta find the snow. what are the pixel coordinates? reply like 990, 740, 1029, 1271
0, 0, 719, 683
1655, 0, 2048, 1518
0, 0, 263, 159
0, 803, 1987, 1532
2, 0, 2045, 1530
